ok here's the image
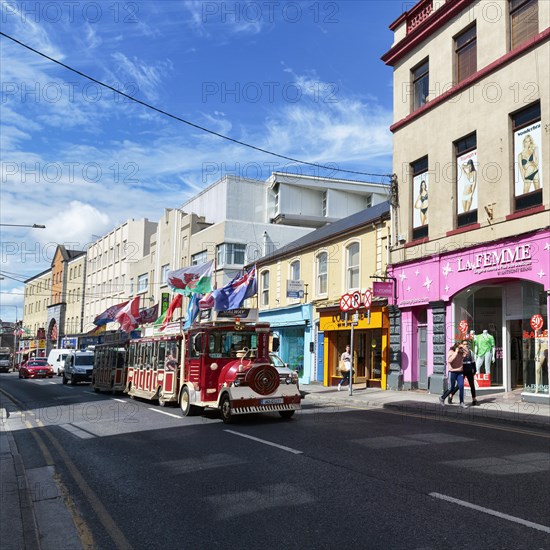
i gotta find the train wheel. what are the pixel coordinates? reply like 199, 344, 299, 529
279, 410, 295, 420
220, 394, 232, 424
180, 387, 192, 416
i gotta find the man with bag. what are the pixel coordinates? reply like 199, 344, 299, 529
338, 345, 352, 391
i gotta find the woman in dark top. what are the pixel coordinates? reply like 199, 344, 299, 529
439, 343, 468, 408
448, 340, 479, 406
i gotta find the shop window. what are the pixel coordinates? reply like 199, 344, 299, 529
260, 270, 270, 306
411, 59, 429, 111
316, 252, 328, 296
455, 24, 477, 83
510, 0, 538, 50
411, 156, 429, 240
455, 133, 478, 228
346, 243, 360, 290
512, 102, 542, 211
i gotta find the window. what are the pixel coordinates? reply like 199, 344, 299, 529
455, 133, 478, 227
192, 250, 208, 265
321, 191, 328, 216
261, 270, 270, 306
273, 184, 280, 214
217, 243, 246, 266
137, 274, 148, 293
411, 156, 429, 240
161, 264, 170, 287
290, 260, 300, 281
316, 252, 328, 295
510, 0, 538, 50
365, 194, 372, 209
129, 278, 134, 295
455, 25, 477, 83
346, 243, 360, 290
412, 59, 429, 111
512, 102, 542, 211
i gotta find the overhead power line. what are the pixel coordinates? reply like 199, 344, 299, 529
1, 31, 392, 180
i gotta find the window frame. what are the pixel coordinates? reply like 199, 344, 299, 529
316, 252, 328, 296
290, 260, 300, 281
345, 242, 360, 291
411, 59, 429, 111
509, 0, 538, 50
455, 24, 477, 83
260, 270, 270, 307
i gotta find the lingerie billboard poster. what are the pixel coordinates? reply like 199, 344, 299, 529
514, 121, 542, 197
457, 149, 478, 215
412, 171, 428, 228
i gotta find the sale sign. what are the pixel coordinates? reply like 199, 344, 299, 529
458, 320, 469, 334
530, 314, 544, 331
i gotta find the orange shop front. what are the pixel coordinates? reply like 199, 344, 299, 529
319, 306, 389, 389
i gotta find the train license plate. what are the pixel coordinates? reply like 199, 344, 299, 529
260, 398, 284, 405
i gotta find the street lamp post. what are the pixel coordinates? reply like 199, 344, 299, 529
0, 223, 46, 228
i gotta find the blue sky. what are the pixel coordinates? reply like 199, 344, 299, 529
0, 0, 406, 321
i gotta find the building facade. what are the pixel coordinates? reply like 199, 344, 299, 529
255, 202, 391, 386
383, 0, 549, 402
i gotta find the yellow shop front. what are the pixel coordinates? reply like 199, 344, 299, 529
319, 306, 389, 389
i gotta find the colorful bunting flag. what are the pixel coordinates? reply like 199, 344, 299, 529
115, 296, 141, 332
93, 301, 130, 326
213, 266, 257, 311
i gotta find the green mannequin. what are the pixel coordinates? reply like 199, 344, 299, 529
474, 330, 495, 376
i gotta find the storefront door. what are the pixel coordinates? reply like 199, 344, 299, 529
418, 325, 428, 389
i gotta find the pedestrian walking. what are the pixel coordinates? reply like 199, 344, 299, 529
338, 345, 352, 391
448, 340, 479, 406
439, 343, 468, 408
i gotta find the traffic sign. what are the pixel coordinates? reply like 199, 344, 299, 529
363, 289, 373, 309
339, 293, 352, 312
351, 291, 362, 309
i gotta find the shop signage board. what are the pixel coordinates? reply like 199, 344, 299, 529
373, 281, 392, 298
286, 280, 304, 299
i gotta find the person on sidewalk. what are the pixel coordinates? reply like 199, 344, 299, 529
448, 339, 479, 406
439, 343, 468, 408
338, 345, 352, 391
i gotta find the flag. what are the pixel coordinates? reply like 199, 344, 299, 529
213, 266, 257, 311
183, 294, 201, 330
199, 291, 215, 310
139, 303, 159, 325
158, 294, 183, 331
166, 260, 213, 296
115, 296, 141, 332
86, 325, 106, 336
50, 323, 58, 341
93, 301, 130, 326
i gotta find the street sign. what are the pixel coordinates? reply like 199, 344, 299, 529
363, 289, 373, 309
351, 291, 362, 309
352, 313, 359, 323
339, 294, 352, 312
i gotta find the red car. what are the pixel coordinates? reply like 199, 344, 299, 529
19, 358, 53, 379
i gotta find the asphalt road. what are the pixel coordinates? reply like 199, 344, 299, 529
1, 372, 549, 550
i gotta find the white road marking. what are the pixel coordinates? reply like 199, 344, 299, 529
148, 408, 181, 419
48, 381, 56, 385
59, 424, 96, 439
429, 493, 550, 533
112, 398, 126, 403
224, 429, 303, 455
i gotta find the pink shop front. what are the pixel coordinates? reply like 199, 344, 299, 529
388, 230, 549, 403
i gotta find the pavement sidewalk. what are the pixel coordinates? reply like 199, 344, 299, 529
300, 383, 550, 429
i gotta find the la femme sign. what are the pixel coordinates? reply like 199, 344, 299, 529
457, 244, 531, 273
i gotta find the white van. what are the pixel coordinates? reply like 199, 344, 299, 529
47, 349, 71, 376
63, 351, 95, 385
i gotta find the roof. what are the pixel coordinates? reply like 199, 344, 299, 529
255, 201, 391, 266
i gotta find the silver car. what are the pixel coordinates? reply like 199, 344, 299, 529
269, 353, 300, 391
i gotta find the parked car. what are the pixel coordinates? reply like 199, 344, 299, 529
47, 349, 70, 376
63, 351, 95, 385
19, 358, 53, 379
269, 353, 300, 390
